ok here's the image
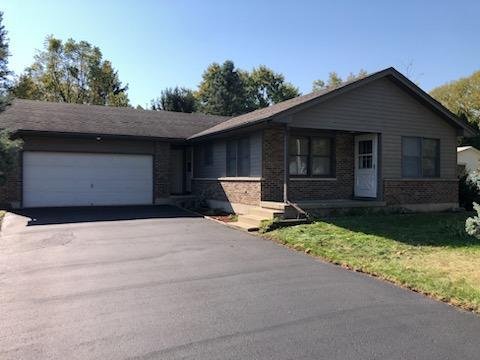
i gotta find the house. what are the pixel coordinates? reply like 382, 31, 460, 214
457, 146, 480, 174
0, 67, 476, 226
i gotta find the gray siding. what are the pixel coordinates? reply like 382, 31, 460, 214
194, 131, 262, 178
282, 78, 457, 179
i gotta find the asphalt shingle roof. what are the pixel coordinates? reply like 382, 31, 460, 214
189, 67, 476, 139
188, 70, 388, 139
1, 68, 475, 141
0, 99, 229, 139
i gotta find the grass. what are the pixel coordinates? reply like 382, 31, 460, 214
0, 210, 5, 229
264, 212, 480, 313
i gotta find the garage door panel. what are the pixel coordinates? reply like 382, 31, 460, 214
23, 152, 153, 207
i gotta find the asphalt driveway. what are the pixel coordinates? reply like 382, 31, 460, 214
1, 205, 479, 360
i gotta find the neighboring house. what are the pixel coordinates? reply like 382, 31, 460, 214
457, 146, 480, 174
0, 67, 476, 224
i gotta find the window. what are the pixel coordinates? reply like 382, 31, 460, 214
289, 135, 334, 177
226, 138, 250, 177
203, 143, 213, 166
237, 138, 250, 176
358, 140, 373, 169
289, 137, 308, 175
402, 137, 439, 178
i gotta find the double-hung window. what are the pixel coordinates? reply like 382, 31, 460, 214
402, 137, 440, 178
289, 135, 334, 177
203, 143, 213, 166
226, 138, 250, 177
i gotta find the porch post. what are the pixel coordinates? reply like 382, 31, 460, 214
283, 125, 289, 204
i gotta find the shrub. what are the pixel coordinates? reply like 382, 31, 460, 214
465, 202, 480, 239
459, 171, 480, 211
0, 129, 23, 185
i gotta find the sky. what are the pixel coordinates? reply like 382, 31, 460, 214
2, 0, 479, 107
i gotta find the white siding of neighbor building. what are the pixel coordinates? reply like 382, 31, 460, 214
279, 77, 458, 179
194, 131, 262, 178
458, 147, 480, 173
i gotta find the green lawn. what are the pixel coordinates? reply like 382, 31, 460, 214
264, 212, 480, 313
0, 210, 5, 228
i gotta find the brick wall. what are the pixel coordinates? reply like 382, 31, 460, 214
288, 133, 354, 201
154, 141, 170, 201
192, 179, 261, 205
383, 179, 458, 205
0, 154, 21, 208
261, 127, 285, 202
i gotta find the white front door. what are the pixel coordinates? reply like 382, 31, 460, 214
354, 134, 378, 198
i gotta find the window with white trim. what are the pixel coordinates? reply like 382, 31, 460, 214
402, 137, 440, 178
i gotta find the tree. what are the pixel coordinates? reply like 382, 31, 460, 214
12, 36, 130, 107
197, 60, 300, 116
0, 11, 11, 111
0, 129, 22, 185
312, 69, 368, 91
151, 87, 197, 113
430, 71, 480, 126
196, 60, 249, 116
246, 66, 300, 109
0, 12, 22, 185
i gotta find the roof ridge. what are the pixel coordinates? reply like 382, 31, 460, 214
12, 98, 229, 120
189, 67, 393, 139
189, 66, 476, 140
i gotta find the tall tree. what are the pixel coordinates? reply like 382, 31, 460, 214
312, 69, 368, 91
197, 60, 300, 116
430, 71, 480, 126
246, 66, 300, 109
0, 11, 11, 111
12, 36, 130, 107
0, 11, 22, 185
151, 87, 197, 113
196, 60, 249, 116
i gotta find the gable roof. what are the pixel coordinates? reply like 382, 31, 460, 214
0, 99, 228, 140
189, 67, 477, 139
2, 68, 476, 142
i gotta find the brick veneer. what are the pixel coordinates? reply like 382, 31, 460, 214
192, 179, 261, 205
154, 141, 170, 201
0, 154, 21, 208
0, 141, 171, 208
288, 133, 354, 201
261, 127, 285, 202
383, 179, 458, 205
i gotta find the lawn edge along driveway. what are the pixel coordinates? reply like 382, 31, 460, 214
261, 212, 480, 314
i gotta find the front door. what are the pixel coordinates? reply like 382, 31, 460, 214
354, 134, 378, 198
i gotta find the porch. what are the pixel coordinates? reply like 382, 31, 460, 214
282, 129, 381, 203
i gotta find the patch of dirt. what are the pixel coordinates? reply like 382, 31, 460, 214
209, 215, 237, 223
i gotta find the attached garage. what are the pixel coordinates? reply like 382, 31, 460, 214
23, 152, 153, 207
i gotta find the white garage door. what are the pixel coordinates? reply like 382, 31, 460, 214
23, 152, 153, 207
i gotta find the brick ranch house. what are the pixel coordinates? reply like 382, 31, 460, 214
0, 67, 476, 225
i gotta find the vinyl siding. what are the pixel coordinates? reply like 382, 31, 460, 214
282, 78, 457, 179
194, 131, 262, 178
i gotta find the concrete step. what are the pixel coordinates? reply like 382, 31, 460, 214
259, 201, 287, 211
237, 214, 266, 228
247, 207, 283, 219
232, 221, 259, 232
